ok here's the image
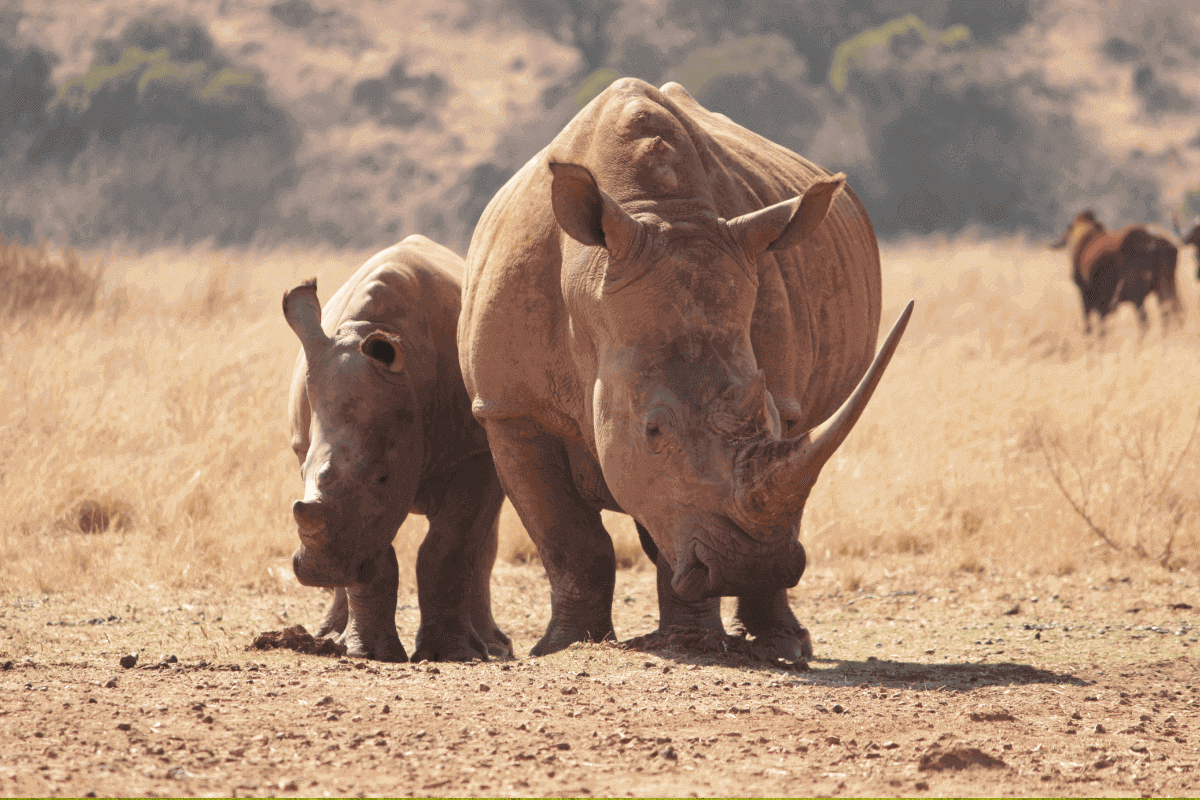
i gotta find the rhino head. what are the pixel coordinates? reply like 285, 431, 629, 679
282, 280, 424, 589
550, 161, 909, 602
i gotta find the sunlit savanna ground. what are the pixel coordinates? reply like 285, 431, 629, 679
2, 233, 1198, 602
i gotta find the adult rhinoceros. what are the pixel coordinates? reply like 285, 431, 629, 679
284, 235, 511, 662
459, 78, 911, 662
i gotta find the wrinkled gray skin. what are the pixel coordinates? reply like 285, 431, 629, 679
459, 78, 912, 661
285, 235, 512, 662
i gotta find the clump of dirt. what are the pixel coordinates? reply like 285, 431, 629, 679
965, 702, 1017, 722
919, 746, 1009, 771
249, 624, 346, 657
621, 625, 809, 672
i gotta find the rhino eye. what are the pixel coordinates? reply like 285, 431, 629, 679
367, 339, 396, 365
377, 474, 389, 485
642, 408, 674, 453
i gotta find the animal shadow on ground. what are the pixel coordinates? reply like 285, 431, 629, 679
620, 625, 1086, 690
804, 658, 1090, 691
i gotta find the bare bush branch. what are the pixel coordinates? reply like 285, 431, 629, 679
1032, 405, 1200, 568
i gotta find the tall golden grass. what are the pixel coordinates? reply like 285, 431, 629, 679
1, 233, 1198, 598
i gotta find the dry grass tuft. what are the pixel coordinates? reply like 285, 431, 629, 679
1, 233, 1197, 601
0, 239, 103, 318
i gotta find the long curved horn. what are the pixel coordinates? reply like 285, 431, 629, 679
734, 300, 914, 526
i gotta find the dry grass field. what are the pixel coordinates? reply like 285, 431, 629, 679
2, 232, 1198, 598
2, 235, 1199, 798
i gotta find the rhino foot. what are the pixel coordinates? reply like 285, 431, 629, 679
530, 619, 616, 657
412, 623, 492, 663
754, 627, 813, 662
481, 625, 514, 660
731, 589, 814, 662
338, 624, 408, 663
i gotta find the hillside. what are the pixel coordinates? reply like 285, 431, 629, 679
4, 0, 1200, 251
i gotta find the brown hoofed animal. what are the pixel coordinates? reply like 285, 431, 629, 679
1053, 210, 1182, 333
1172, 215, 1200, 280
459, 78, 912, 662
284, 235, 511, 662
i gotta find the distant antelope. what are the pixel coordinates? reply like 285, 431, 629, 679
1053, 210, 1182, 333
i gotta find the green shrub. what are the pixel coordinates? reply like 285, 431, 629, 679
27, 12, 299, 247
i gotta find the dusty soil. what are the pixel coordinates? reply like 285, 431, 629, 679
2, 561, 1198, 798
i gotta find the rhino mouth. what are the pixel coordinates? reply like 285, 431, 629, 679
291, 545, 378, 588
670, 542, 716, 602
670, 531, 805, 602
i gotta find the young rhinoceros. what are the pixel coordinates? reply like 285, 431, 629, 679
283, 235, 511, 662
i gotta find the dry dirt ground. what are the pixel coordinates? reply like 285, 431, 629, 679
1, 561, 1198, 798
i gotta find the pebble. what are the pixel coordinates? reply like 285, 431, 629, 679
119, 653, 138, 669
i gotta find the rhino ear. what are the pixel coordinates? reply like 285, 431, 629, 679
725, 174, 846, 259
283, 279, 329, 359
549, 161, 646, 257
361, 330, 405, 373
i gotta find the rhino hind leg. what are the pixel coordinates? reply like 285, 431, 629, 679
731, 588, 813, 662
315, 587, 349, 638
469, 509, 514, 659
486, 418, 616, 657
412, 452, 512, 662
339, 547, 408, 663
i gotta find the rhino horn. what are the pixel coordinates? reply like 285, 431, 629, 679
292, 499, 328, 546
283, 279, 330, 364
722, 370, 767, 418
733, 300, 913, 526
713, 370, 772, 436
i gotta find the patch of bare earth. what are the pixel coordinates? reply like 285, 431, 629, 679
1, 562, 1198, 797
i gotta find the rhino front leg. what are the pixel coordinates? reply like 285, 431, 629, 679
412, 452, 511, 662
636, 521, 723, 633
732, 588, 813, 662
486, 418, 616, 656
315, 587, 349, 638
338, 546, 408, 663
